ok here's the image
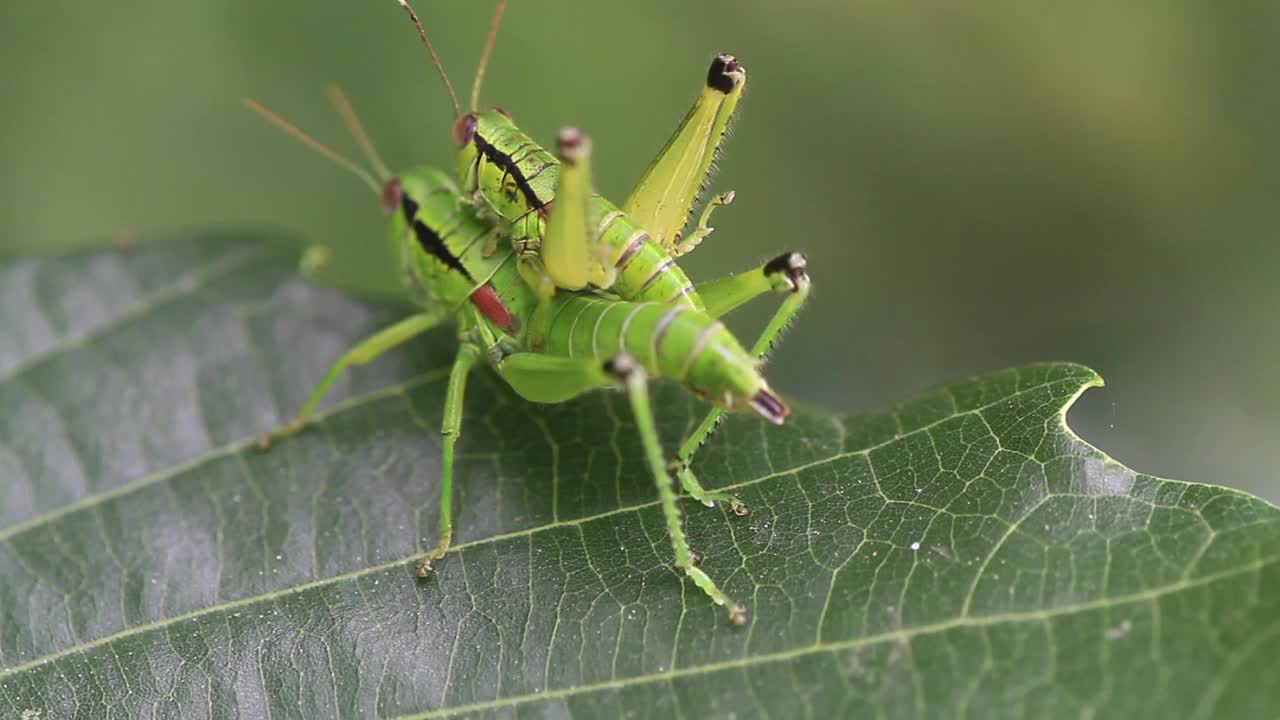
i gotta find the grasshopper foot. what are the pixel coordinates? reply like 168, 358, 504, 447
684, 565, 748, 626
253, 415, 311, 452
675, 191, 736, 257
415, 531, 453, 578
673, 463, 749, 515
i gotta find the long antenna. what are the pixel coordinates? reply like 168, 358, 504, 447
397, 0, 462, 119
326, 86, 391, 181
470, 0, 508, 112
241, 96, 381, 194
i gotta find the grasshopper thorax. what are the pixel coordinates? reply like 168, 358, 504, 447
455, 109, 560, 220
392, 167, 527, 336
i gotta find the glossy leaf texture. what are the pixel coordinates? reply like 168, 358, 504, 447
1, 236, 1278, 719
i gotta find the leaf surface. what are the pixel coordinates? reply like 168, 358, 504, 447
1, 237, 1277, 719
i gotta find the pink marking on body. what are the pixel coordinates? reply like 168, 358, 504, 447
470, 283, 520, 334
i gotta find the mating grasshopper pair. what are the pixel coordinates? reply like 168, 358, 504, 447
247, 0, 810, 624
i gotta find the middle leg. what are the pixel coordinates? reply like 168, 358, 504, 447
537, 127, 614, 291
520, 127, 614, 349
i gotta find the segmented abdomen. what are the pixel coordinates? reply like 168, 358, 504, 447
594, 200, 704, 310
543, 295, 752, 391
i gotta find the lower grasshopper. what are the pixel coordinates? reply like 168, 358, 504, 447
246, 1, 810, 624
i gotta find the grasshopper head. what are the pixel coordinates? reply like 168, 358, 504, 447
452, 108, 518, 192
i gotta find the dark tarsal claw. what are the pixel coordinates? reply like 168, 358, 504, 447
764, 251, 809, 292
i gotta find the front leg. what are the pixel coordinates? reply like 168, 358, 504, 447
256, 310, 445, 448
415, 342, 484, 577
674, 190, 735, 257
539, 127, 615, 291
522, 127, 615, 350
673, 252, 811, 511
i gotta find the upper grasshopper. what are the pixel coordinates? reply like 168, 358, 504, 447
245, 0, 810, 625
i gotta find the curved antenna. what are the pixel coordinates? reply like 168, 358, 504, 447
470, 0, 508, 112
397, 0, 462, 119
326, 86, 391, 181
242, 96, 381, 194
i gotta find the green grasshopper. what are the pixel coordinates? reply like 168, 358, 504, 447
246, 0, 810, 624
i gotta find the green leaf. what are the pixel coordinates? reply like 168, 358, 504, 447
2, 235, 1277, 719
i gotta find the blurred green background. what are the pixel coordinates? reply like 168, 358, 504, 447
2, 1, 1276, 501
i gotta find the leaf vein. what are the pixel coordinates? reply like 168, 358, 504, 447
0, 246, 267, 387
386, 555, 1279, 719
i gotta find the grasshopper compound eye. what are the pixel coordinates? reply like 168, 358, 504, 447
380, 177, 403, 215
452, 112, 478, 147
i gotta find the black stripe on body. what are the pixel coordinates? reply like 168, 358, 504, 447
523, 161, 558, 183
401, 197, 473, 280
474, 132, 547, 210
507, 142, 535, 161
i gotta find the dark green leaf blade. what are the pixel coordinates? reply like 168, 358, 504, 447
1, 237, 1277, 719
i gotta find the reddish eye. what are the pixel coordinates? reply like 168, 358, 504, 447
452, 112, 477, 147
380, 177, 403, 215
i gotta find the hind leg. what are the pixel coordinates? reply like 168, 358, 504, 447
674, 252, 811, 511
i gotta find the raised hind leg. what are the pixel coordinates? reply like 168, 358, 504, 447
623, 54, 746, 253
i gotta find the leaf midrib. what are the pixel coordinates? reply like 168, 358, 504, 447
0, 372, 1194, 685
400, 557, 1280, 718
5, 498, 1273, 707
0, 366, 1077, 549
